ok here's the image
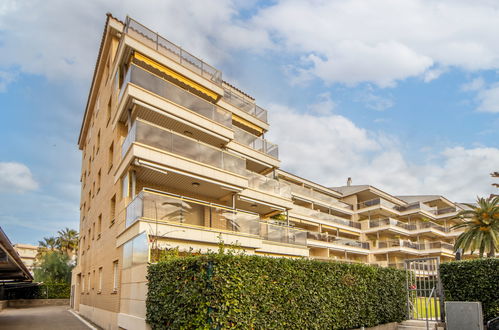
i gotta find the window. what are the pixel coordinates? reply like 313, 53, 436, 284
82, 275, 85, 293
112, 261, 119, 292
98, 267, 103, 293
110, 195, 116, 225
87, 229, 91, 248
97, 169, 101, 193
92, 270, 95, 290
96, 130, 101, 154
92, 222, 95, 240
108, 142, 114, 172
106, 97, 112, 126
97, 214, 102, 238
92, 182, 95, 197
122, 173, 129, 199
87, 272, 91, 293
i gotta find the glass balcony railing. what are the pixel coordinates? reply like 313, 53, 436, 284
291, 205, 360, 229
434, 207, 457, 215
223, 88, 267, 122
260, 223, 307, 246
122, 120, 246, 176
306, 232, 369, 249
357, 198, 401, 211
368, 218, 416, 231
233, 126, 278, 159
426, 242, 454, 250
126, 190, 260, 236
119, 64, 231, 127
288, 182, 353, 210
246, 171, 291, 199
125, 17, 222, 84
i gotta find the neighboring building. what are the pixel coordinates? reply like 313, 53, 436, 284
0, 227, 33, 283
73, 14, 470, 329
12, 244, 38, 274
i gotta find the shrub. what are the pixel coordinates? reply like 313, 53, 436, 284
147, 255, 407, 329
5, 283, 71, 299
440, 258, 499, 322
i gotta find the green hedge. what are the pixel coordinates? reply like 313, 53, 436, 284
440, 258, 499, 322
4, 283, 71, 300
147, 255, 407, 329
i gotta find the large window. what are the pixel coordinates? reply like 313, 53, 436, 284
112, 260, 119, 292
122, 232, 149, 269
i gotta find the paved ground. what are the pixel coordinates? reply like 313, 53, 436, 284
0, 305, 92, 330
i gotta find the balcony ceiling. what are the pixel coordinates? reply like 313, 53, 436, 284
135, 166, 235, 202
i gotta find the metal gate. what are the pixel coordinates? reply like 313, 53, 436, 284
405, 257, 445, 323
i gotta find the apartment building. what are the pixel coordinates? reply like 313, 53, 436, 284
73, 14, 468, 330
12, 244, 38, 274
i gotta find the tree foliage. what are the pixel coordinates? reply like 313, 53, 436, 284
34, 251, 74, 284
147, 255, 406, 329
452, 196, 499, 257
441, 258, 499, 322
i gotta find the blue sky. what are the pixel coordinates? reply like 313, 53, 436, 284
1, 0, 498, 244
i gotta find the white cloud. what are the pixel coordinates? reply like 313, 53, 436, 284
307, 92, 336, 115
476, 84, 499, 113
356, 88, 394, 111
0, 70, 16, 92
267, 104, 498, 202
0, 162, 38, 193
253, 0, 499, 86
461, 77, 485, 91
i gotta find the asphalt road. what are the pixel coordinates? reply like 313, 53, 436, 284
0, 305, 93, 330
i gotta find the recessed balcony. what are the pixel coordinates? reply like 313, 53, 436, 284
233, 126, 278, 159
291, 204, 360, 229
223, 87, 267, 123
119, 64, 231, 127
289, 182, 353, 211
122, 119, 246, 176
307, 232, 369, 250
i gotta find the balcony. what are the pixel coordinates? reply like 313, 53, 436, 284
223, 88, 267, 122
357, 198, 401, 211
288, 183, 353, 211
126, 190, 260, 236
307, 232, 369, 249
291, 205, 360, 229
261, 223, 307, 246
369, 218, 416, 231
125, 17, 222, 84
233, 126, 278, 159
246, 171, 291, 199
122, 120, 246, 176
120, 64, 231, 127
433, 207, 457, 215
376, 240, 454, 252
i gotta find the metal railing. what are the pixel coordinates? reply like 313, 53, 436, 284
122, 120, 246, 175
291, 205, 360, 229
119, 64, 231, 127
233, 126, 278, 159
246, 171, 291, 199
223, 87, 267, 122
125, 17, 222, 84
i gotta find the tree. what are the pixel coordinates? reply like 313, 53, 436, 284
34, 251, 74, 283
37, 236, 58, 258
452, 196, 499, 257
56, 227, 79, 256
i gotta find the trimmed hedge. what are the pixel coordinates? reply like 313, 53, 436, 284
440, 258, 499, 322
4, 283, 71, 300
147, 255, 406, 329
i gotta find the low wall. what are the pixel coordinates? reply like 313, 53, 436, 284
357, 322, 399, 330
0, 300, 7, 312
7, 299, 69, 308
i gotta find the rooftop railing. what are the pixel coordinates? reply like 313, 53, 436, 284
246, 171, 291, 199
120, 64, 231, 127
233, 126, 278, 159
125, 190, 260, 236
122, 120, 246, 176
223, 88, 268, 122
291, 205, 360, 229
125, 17, 222, 84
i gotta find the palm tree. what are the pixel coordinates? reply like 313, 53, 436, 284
56, 228, 79, 256
451, 196, 499, 257
37, 236, 58, 258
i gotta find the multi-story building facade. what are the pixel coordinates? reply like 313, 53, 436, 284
12, 243, 38, 274
73, 14, 469, 330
